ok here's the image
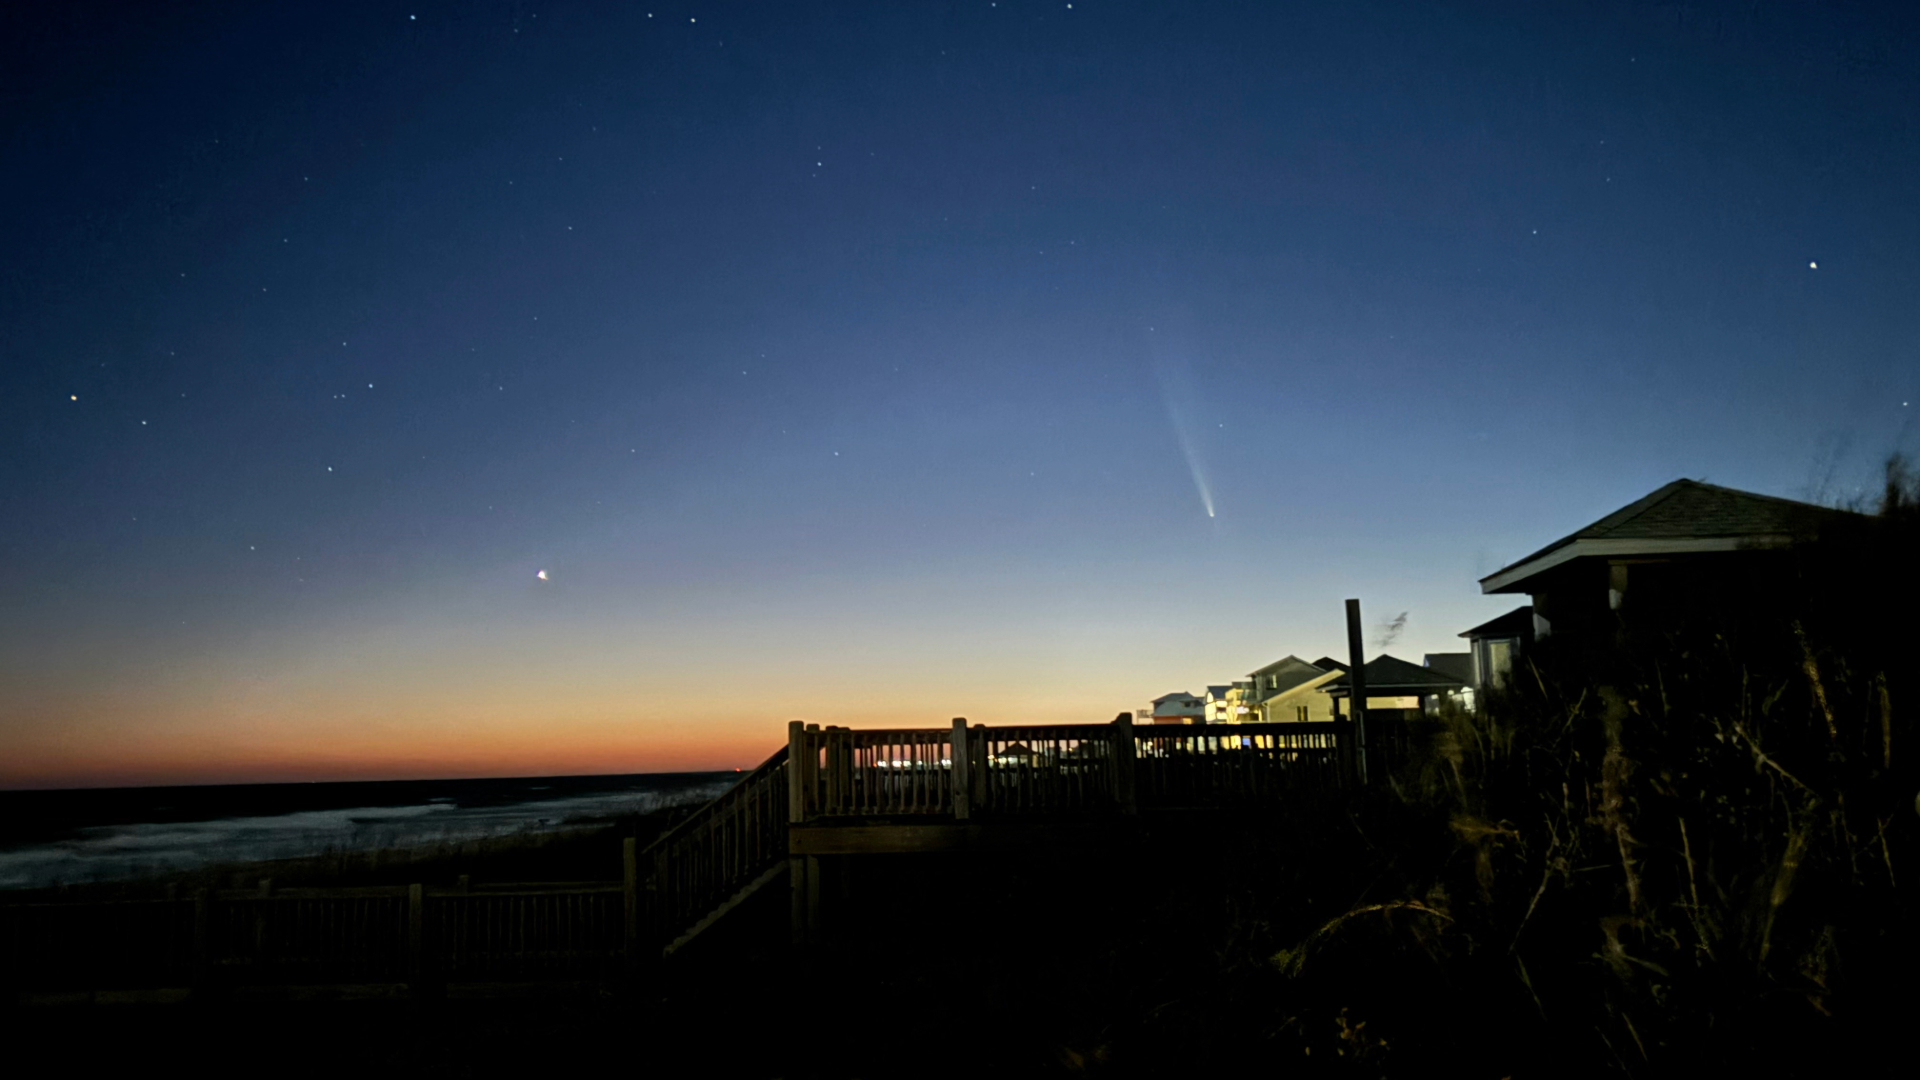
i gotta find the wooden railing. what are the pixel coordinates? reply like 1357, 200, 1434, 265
1132, 721, 1348, 807
3, 715, 1414, 996
638, 746, 789, 949
783, 717, 1354, 822
968, 724, 1124, 815
1, 881, 629, 994
795, 727, 955, 819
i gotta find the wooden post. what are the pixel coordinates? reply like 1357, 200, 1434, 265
788, 720, 811, 947
1112, 712, 1138, 815
651, 845, 669, 950
253, 878, 272, 978
622, 837, 639, 974
806, 854, 822, 941
1345, 598, 1369, 786
951, 717, 971, 820
192, 887, 210, 997
790, 853, 818, 947
971, 724, 989, 811
407, 883, 424, 990
825, 726, 846, 814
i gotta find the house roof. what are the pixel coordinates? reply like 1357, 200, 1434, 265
1246, 656, 1330, 701
1481, 480, 1850, 594
1151, 691, 1199, 705
1311, 657, 1348, 673
1205, 685, 1231, 698
1248, 654, 1319, 678
1459, 605, 1534, 639
1324, 653, 1467, 696
1423, 653, 1474, 684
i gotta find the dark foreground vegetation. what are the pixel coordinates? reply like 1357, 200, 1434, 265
8, 465, 1916, 1077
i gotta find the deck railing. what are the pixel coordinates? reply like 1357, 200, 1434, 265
0, 881, 630, 994
1132, 721, 1348, 807
784, 717, 1356, 822
639, 746, 789, 948
968, 724, 1123, 815
4, 714, 1414, 996
796, 727, 955, 819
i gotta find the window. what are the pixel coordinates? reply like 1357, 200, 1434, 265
1295, 705, 1309, 722
1488, 639, 1512, 689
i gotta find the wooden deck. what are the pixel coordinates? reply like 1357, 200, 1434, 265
644, 714, 1368, 953
3, 715, 1384, 998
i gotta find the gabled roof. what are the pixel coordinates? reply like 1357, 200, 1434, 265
1423, 653, 1474, 684
1324, 653, 1467, 696
1246, 656, 1330, 701
1151, 691, 1199, 705
1311, 657, 1348, 673
1481, 480, 1851, 594
1248, 654, 1321, 678
1459, 605, 1534, 640
1205, 685, 1231, 698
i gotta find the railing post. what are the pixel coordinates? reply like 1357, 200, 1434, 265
970, 725, 989, 811
407, 883, 424, 991
1112, 712, 1138, 815
253, 878, 272, 978
622, 837, 639, 975
651, 844, 669, 948
787, 720, 808, 825
192, 887, 210, 997
951, 717, 971, 820
788, 720, 811, 948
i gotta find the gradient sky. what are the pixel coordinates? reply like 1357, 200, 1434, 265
4, 1, 1916, 788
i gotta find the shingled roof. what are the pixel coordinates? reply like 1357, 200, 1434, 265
1323, 654, 1466, 696
1459, 605, 1534, 639
1481, 480, 1851, 594
1247, 655, 1332, 701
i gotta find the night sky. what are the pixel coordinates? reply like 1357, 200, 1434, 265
4, 2, 1916, 788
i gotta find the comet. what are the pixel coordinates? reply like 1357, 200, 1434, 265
1151, 351, 1217, 520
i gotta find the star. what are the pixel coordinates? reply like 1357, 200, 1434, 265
537, 569, 549, 581
1809, 261, 1818, 269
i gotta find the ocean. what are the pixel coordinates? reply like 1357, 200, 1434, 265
0, 771, 736, 891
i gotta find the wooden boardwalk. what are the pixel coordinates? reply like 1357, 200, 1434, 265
3, 715, 1380, 999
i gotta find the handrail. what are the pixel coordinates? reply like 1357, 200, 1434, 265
642, 745, 791, 946
641, 746, 789, 860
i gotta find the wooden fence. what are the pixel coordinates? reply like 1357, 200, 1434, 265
1, 880, 630, 994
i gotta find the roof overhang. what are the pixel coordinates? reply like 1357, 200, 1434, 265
1326, 682, 1464, 698
1479, 535, 1793, 594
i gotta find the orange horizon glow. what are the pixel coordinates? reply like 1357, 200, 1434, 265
0, 692, 1134, 791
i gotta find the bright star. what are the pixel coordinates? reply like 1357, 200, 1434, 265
1809, 261, 1818, 269
537, 569, 549, 581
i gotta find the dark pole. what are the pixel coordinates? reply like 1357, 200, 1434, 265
1344, 598, 1368, 784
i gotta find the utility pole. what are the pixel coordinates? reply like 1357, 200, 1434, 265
1344, 598, 1369, 785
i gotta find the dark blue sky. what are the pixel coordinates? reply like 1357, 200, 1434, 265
4, 1, 1916, 785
